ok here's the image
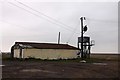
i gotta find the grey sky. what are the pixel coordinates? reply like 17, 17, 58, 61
0, 0, 118, 53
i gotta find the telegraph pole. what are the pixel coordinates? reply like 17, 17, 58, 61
79, 17, 94, 60
80, 17, 84, 59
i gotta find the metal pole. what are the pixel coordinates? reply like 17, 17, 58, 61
78, 40, 79, 49
58, 32, 60, 44
80, 17, 84, 59
88, 41, 91, 59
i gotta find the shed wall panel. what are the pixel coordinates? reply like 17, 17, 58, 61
14, 49, 20, 58
14, 49, 79, 59
22, 49, 79, 59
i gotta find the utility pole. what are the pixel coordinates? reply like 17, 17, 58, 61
80, 17, 84, 59
79, 17, 94, 60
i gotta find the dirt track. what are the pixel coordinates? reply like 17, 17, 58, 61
2, 59, 119, 79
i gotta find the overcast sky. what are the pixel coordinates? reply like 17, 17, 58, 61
0, 0, 118, 53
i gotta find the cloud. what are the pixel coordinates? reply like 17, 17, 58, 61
1, 2, 118, 53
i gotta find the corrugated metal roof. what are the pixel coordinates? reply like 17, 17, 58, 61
14, 42, 79, 50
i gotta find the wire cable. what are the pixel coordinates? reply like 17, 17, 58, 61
8, 2, 78, 33
14, 1, 82, 43
15, 0, 76, 30
8, 2, 81, 45
66, 22, 80, 43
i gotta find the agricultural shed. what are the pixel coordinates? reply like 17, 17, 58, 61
11, 42, 80, 60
